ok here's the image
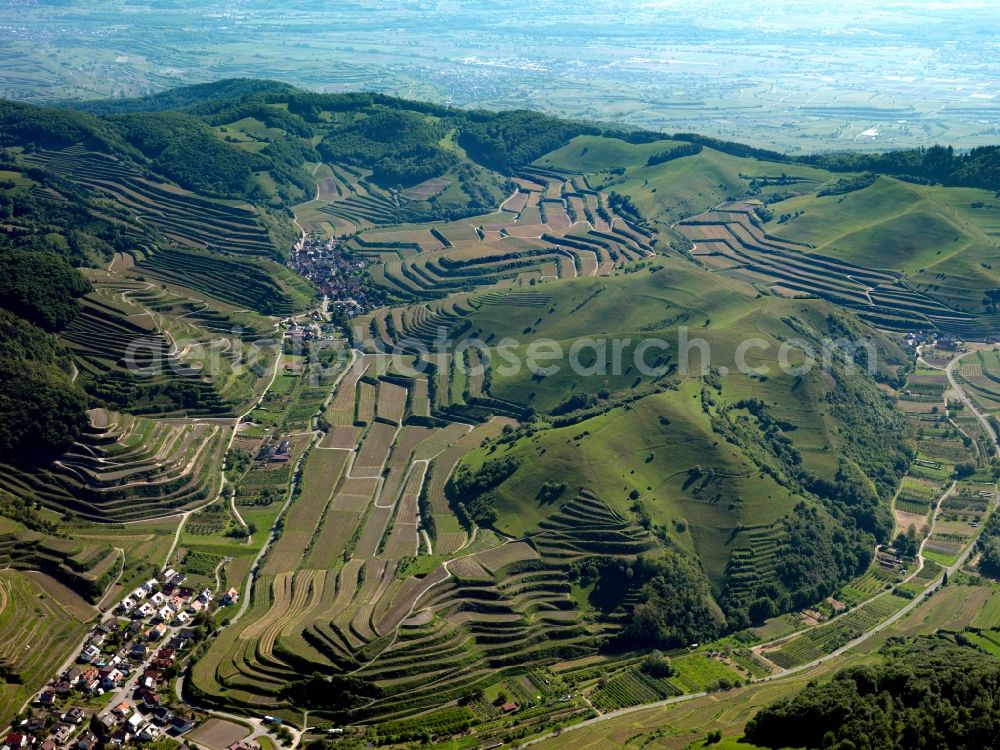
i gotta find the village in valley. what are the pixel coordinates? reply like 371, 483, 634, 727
287, 234, 389, 324
2, 567, 252, 750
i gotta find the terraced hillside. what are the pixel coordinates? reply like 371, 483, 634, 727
189, 361, 648, 732
0, 409, 226, 521
0, 513, 117, 601
23, 145, 281, 258
0, 568, 92, 729
677, 202, 1000, 339
762, 176, 1000, 317
345, 168, 654, 302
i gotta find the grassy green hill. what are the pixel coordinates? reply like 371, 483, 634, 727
535, 134, 834, 226
765, 177, 1000, 314
436, 256, 910, 626
535, 134, 1000, 323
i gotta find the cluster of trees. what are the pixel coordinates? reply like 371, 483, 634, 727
572, 554, 723, 649
817, 172, 878, 196
745, 636, 1000, 748
0, 309, 89, 461
446, 456, 520, 526
0, 249, 91, 331
607, 191, 642, 223
318, 108, 457, 188
111, 112, 266, 198
802, 144, 1000, 192
457, 110, 597, 172
280, 673, 382, 713
977, 508, 1000, 576
722, 502, 873, 629
668, 129, 1000, 193
644, 142, 702, 167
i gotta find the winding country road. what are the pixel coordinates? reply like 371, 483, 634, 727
944, 350, 999, 458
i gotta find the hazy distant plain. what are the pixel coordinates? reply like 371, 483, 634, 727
2, 0, 997, 152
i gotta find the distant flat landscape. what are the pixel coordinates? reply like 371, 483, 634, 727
1, 0, 998, 152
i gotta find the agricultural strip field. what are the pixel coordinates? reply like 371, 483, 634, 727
0, 570, 92, 728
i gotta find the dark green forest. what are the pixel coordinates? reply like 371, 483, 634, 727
745, 636, 1000, 749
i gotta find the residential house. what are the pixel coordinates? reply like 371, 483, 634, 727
111, 702, 131, 718
78, 668, 100, 693
129, 643, 148, 661
188, 600, 203, 614
126, 713, 144, 734
53, 680, 72, 696
147, 623, 166, 641
75, 733, 97, 750
135, 603, 155, 619
79, 645, 100, 664
4, 734, 28, 749
149, 592, 166, 607
19, 718, 44, 735
156, 648, 174, 664
160, 568, 177, 583
151, 708, 174, 726
63, 707, 85, 725
139, 726, 161, 742
140, 670, 159, 690
50, 724, 74, 744
170, 714, 196, 733
173, 611, 190, 625
36, 691, 56, 707
38, 740, 55, 750
118, 598, 135, 613
198, 588, 213, 604
271, 440, 291, 463
222, 587, 240, 605
140, 690, 160, 710
100, 668, 123, 689
142, 579, 158, 593
98, 715, 118, 733
107, 730, 129, 748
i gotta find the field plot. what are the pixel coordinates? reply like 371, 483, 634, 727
956, 348, 1000, 416
355, 380, 376, 424
969, 585, 1000, 630
353, 422, 398, 477
261, 449, 346, 575
376, 381, 409, 424
187, 719, 250, 750
323, 355, 373, 425
319, 425, 362, 449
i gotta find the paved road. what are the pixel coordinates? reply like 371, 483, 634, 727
945, 350, 999, 458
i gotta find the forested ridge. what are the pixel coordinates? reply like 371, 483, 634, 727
745, 636, 1000, 749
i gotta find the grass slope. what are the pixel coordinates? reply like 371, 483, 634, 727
766, 177, 1000, 314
